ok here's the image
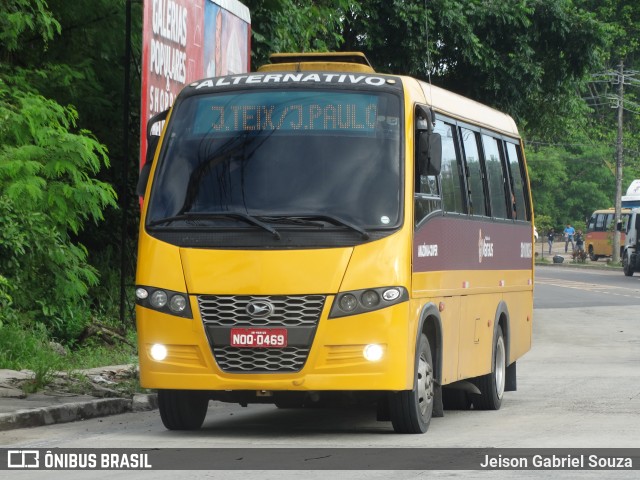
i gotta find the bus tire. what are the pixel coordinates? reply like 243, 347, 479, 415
623, 251, 634, 277
158, 389, 209, 430
471, 328, 506, 410
389, 334, 434, 433
588, 246, 598, 262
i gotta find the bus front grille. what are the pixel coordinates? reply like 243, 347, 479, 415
198, 294, 325, 373
197, 294, 325, 327
212, 346, 310, 372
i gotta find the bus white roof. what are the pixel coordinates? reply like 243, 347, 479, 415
415, 80, 520, 138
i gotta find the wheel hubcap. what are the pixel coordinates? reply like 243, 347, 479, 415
495, 335, 506, 399
417, 353, 434, 416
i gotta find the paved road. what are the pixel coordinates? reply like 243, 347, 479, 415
535, 264, 640, 308
2, 266, 639, 478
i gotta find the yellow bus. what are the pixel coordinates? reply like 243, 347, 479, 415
135, 52, 534, 434
585, 208, 631, 261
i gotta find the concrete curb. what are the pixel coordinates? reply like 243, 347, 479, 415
0, 394, 158, 432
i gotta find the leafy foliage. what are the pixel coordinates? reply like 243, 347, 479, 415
0, 71, 116, 340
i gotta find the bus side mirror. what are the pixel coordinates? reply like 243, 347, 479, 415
138, 109, 169, 198
417, 131, 442, 176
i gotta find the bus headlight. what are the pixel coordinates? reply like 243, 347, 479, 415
339, 293, 358, 312
135, 285, 193, 319
361, 290, 380, 308
169, 294, 187, 313
329, 286, 408, 318
150, 290, 168, 308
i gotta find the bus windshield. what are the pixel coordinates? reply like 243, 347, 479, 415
146, 89, 402, 234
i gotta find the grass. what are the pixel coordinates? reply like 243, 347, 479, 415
0, 320, 138, 393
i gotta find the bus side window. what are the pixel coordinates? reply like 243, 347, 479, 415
437, 122, 466, 215
605, 214, 614, 231
505, 142, 530, 221
587, 215, 596, 232
481, 134, 508, 219
460, 127, 488, 216
595, 214, 605, 232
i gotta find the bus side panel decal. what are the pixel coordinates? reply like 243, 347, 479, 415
413, 216, 532, 272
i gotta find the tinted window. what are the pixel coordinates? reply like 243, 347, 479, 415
147, 90, 402, 230
505, 142, 529, 220
595, 214, 605, 231
482, 134, 508, 219
605, 214, 614, 230
438, 123, 466, 214
461, 128, 487, 216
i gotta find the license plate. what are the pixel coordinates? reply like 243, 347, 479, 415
230, 328, 287, 348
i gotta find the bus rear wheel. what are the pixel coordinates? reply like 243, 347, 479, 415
158, 389, 209, 430
589, 246, 598, 262
471, 328, 506, 410
389, 334, 434, 433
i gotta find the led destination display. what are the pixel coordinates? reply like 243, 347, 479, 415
193, 92, 382, 134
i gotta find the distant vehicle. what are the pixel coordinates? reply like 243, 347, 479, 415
622, 208, 640, 276
622, 179, 640, 208
585, 208, 631, 261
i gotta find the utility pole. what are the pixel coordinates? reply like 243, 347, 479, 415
613, 60, 624, 264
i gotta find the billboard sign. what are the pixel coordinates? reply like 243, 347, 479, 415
140, 0, 251, 166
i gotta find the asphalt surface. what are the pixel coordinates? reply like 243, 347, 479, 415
0, 242, 620, 433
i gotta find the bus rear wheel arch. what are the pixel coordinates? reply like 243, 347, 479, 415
471, 327, 506, 410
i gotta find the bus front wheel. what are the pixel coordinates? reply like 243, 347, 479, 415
158, 389, 209, 430
471, 328, 506, 410
389, 334, 434, 434
588, 246, 598, 262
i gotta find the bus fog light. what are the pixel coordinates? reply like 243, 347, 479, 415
363, 344, 384, 362
135, 287, 149, 300
169, 294, 187, 313
150, 290, 168, 308
339, 293, 358, 312
150, 344, 168, 361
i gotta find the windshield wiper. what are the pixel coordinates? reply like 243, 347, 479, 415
256, 216, 326, 228
259, 213, 369, 240
147, 212, 281, 239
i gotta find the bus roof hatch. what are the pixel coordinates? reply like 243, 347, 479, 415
258, 52, 376, 73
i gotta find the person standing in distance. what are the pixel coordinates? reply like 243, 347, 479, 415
547, 228, 555, 254
564, 223, 575, 253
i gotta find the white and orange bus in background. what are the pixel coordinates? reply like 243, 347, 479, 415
135, 52, 534, 434
585, 208, 631, 261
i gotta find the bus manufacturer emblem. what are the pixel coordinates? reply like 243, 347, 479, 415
246, 301, 274, 318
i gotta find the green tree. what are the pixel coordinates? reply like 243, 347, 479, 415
244, 0, 351, 67
338, 0, 607, 141
0, 1, 117, 340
